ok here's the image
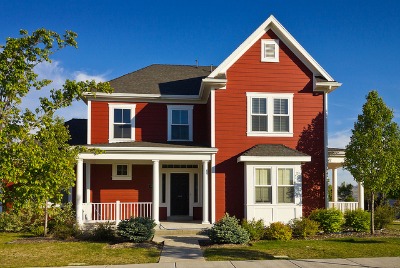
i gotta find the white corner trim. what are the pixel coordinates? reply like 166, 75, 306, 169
87, 100, 92, 145
108, 103, 136, 143
209, 15, 336, 82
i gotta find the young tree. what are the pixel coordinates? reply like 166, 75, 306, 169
0, 29, 112, 235
344, 90, 400, 234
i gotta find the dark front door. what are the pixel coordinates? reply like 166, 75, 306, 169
170, 173, 189, 215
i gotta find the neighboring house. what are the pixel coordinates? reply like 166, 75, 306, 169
72, 15, 341, 226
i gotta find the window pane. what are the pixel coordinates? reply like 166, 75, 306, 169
273, 116, 289, 132
172, 110, 188, 124
122, 109, 131, 123
117, 165, 128, 176
114, 124, 131, 138
255, 186, 272, 203
172, 110, 180, 124
114, 109, 122, 123
194, 174, 199, 203
255, 168, 271, 185
171, 125, 189, 140
265, 44, 275, 58
180, 110, 188, 124
278, 186, 294, 203
252, 98, 267, 114
252, 115, 268, 131
278, 168, 293, 185
274, 99, 288, 114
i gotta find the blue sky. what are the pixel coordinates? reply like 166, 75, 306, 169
2, 0, 400, 184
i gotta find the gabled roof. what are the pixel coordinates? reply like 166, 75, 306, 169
108, 64, 213, 95
208, 15, 341, 92
237, 144, 311, 163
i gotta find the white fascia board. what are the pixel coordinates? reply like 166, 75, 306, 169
79, 152, 214, 161
209, 15, 337, 83
83, 92, 204, 103
237, 155, 311, 163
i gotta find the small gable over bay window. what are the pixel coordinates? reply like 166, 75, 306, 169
261, 39, 279, 62
167, 105, 193, 141
108, 104, 136, 143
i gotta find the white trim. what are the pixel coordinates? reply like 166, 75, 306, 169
76, 159, 84, 225
80, 152, 214, 161
152, 160, 160, 224
238, 155, 311, 163
209, 15, 336, 83
246, 92, 294, 137
87, 100, 92, 145
85, 163, 91, 203
84, 146, 217, 153
202, 160, 210, 224
167, 105, 194, 141
112, 163, 132, 180
210, 90, 216, 147
324, 92, 329, 208
261, 39, 279, 62
211, 154, 216, 223
108, 103, 136, 143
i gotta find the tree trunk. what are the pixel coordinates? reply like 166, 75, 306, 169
370, 192, 375, 235
44, 200, 48, 236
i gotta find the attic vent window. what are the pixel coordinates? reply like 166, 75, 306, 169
261, 39, 279, 62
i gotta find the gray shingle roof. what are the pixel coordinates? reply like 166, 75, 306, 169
241, 144, 309, 157
109, 64, 213, 95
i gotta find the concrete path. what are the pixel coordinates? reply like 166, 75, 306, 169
153, 234, 207, 262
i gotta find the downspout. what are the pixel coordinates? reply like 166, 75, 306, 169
324, 91, 329, 209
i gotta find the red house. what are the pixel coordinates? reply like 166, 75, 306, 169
73, 15, 341, 226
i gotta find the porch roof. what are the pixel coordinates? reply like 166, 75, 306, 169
237, 144, 311, 163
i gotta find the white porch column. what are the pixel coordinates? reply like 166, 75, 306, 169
358, 182, 364, 210
152, 160, 160, 224
332, 168, 338, 203
202, 160, 210, 224
85, 163, 91, 203
76, 158, 84, 225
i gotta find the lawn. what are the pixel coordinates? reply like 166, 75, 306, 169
0, 233, 161, 268
203, 223, 400, 261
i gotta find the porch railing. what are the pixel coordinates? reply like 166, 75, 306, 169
328, 202, 358, 212
82, 201, 152, 224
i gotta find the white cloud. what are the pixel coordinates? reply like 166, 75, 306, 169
328, 129, 352, 149
20, 61, 108, 120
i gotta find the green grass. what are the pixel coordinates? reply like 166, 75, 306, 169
0, 233, 160, 268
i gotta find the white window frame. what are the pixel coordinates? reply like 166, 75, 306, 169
108, 104, 136, 143
254, 167, 272, 204
167, 105, 193, 141
261, 39, 279, 62
246, 92, 293, 137
112, 163, 132, 180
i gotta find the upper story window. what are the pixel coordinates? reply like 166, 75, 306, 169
167, 105, 193, 141
109, 104, 136, 143
246, 92, 293, 137
261, 39, 279, 62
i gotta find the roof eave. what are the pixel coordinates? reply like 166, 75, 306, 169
314, 81, 343, 93
237, 155, 311, 163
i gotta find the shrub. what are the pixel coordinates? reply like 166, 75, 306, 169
117, 217, 156, 242
241, 218, 265, 241
0, 206, 43, 233
344, 209, 370, 232
309, 208, 344, 233
289, 218, 319, 238
374, 204, 395, 229
48, 203, 79, 239
0, 211, 24, 232
90, 222, 116, 241
208, 214, 250, 244
264, 222, 292, 241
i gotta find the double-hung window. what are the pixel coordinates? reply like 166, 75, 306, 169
247, 93, 293, 137
167, 105, 193, 141
255, 168, 272, 203
108, 104, 136, 142
277, 168, 294, 203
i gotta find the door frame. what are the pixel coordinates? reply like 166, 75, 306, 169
159, 167, 202, 217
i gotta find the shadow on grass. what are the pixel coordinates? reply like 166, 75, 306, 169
204, 248, 275, 260
328, 238, 385, 244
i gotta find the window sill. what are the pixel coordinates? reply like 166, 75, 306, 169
109, 138, 135, 143
112, 176, 132, 181
247, 132, 293, 137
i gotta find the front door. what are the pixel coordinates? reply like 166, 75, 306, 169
170, 173, 189, 215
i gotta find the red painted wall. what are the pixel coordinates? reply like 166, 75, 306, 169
214, 30, 325, 220
91, 101, 209, 145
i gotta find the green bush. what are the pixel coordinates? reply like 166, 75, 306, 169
289, 218, 319, 238
48, 203, 79, 239
344, 209, 370, 232
208, 213, 250, 244
90, 222, 116, 241
0, 211, 24, 232
309, 208, 344, 233
0, 206, 43, 233
117, 217, 156, 242
241, 218, 265, 241
374, 205, 395, 229
264, 222, 292, 241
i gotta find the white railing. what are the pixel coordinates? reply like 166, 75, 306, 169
82, 201, 152, 224
329, 202, 359, 212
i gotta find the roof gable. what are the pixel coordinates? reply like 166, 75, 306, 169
209, 15, 336, 83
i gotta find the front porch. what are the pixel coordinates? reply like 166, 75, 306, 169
74, 142, 217, 226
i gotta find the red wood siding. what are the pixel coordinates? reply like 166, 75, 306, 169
91, 164, 152, 203
214, 29, 325, 220
90, 101, 209, 145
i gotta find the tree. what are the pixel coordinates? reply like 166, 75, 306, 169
0, 29, 112, 235
338, 182, 354, 202
344, 90, 400, 234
